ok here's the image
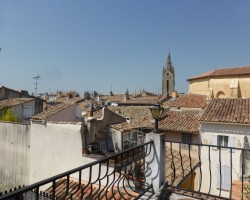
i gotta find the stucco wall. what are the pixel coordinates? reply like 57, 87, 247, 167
29, 121, 88, 184
0, 120, 111, 191
188, 75, 250, 98
188, 78, 209, 96
164, 130, 200, 154
29, 120, 115, 187
0, 122, 30, 191
199, 122, 250, 198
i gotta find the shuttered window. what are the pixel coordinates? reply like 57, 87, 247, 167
211, 135, 235, 151
217, 165, 231, 190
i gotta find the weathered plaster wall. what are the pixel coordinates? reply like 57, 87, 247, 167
0, 122, 30, 191
29, 121, 87, 184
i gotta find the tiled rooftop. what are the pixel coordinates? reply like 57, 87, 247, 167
44, 177, 137, 200
120, 97, 159, 105
199, 98, 250, 124
77, 100, 92, 110
160, 110, 201, 134
109, 122, 141, 133
176, 94, 207, 109
187, 66, 250, 81
101, 94, 128, 102
163, 94, 207, 109
95, 106, 200, 133
94, 106, 153, 129
32, 103, 74, 120
166, 147, 200, 186
42, 148, 199, 200
56, 97, 84, 104
0, 98, 34, 107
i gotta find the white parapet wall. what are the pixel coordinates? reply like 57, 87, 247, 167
0, 121, 31, 191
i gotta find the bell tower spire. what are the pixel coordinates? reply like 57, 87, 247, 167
162, 52, 175, 96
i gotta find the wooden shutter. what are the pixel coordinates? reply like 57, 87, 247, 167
217, 165, 231, 190
212, 135, 218, 150
224, 166, 231, 190
228, 137, 235, 153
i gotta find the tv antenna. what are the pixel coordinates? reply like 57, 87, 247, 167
33, 75, 40, 96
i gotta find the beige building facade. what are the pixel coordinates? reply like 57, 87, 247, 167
187, 66, 250, 99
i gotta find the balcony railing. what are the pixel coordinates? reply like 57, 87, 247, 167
1, 139, 249, 200
0, 141, 153, 200
164, 140, 250, 200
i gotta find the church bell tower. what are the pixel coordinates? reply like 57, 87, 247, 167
162, 52, 175, 96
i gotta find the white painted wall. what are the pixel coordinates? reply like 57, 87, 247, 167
0, 122, 30, 191
29, 121, 88, 184
199, 122, 250, 198
0, 120, 115, 191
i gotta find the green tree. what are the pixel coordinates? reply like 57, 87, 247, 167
1, 108, 18, 122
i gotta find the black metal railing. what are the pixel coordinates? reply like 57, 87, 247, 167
0, 141, 153, 200
164, 140, 250, 200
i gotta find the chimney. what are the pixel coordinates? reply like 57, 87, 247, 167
124, 89, 130, 101
89, 103, 94, 117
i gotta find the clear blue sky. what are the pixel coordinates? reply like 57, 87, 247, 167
1, 1, 250, 96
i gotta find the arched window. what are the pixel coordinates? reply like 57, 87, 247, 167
216, 91, 225, 98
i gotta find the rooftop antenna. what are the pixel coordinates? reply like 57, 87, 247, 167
33, 75, 40, 96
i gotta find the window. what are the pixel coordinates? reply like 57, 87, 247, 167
123, 131, 138, 150
181, 133, 192, 149
218, 136, 229, 147
211, 135, 235, 152
217, 165, 231, 190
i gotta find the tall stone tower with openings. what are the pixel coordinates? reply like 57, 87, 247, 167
162, 52, 175, 96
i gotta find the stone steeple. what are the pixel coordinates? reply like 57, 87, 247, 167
162, 52, 175, 96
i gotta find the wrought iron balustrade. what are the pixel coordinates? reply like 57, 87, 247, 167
164, 140, 250, 200
0, 141, 153, 200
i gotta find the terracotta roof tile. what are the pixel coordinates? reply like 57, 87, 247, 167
109, 122, 141, 132
160, 110, 201, 133
187, 66, 250, 81
101, 94, 128, 102
166, 147, 200, 186
0, 98, 34, 107
175, 94, 207, 109
93, 106, 153, 129
121, 97, 159, 105
57, 97, 84, 104
44, 177, 138, 200
200, 98, 250, 124
163, 94, 207, 109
